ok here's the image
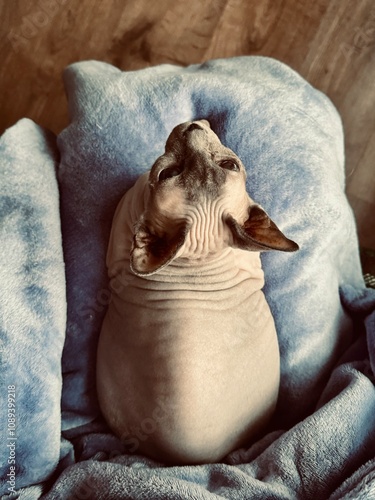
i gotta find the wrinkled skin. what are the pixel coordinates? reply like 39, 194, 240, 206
96, 120, 298, 464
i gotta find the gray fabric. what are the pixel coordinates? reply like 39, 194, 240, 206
0, 119, 66, 495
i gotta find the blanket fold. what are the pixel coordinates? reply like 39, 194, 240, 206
0, 119, 67, 496
41, 341, 375, 499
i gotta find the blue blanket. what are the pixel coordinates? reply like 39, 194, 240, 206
1, 56, 375, 499
0, 121, 66, 496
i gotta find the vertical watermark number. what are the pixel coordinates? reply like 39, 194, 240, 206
6, 385, 17, 494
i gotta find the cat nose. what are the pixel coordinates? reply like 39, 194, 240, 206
186, 123, 203, 133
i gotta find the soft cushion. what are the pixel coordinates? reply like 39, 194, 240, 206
57, 56, 364, 432
0, 119, 66, 495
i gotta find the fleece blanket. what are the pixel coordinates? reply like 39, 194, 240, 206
0, 121, 66, 495
1, 56, 375, 499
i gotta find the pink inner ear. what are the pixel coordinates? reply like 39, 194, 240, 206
130, 220, 190, 276
244, 205, 272, 231
244, 206, 299, 252
226, 206, 299, 253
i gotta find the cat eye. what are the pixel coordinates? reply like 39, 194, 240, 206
218, 159, 239, 172
158, 165, 183, 181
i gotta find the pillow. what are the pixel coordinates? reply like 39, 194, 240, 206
0, 119, 66, 495
57, 56, 364, 432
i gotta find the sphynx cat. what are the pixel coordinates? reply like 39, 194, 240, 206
96, 120, 298, 464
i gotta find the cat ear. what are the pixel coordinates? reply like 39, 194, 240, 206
130, 217, 190, 276
226, 204, 299, 252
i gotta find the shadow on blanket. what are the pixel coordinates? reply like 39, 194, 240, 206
1, 57, 375, 500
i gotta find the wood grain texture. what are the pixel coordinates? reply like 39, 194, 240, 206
1, 0, 374, 251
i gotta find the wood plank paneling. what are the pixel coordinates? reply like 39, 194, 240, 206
0, 0, 374, 252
